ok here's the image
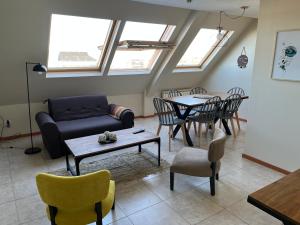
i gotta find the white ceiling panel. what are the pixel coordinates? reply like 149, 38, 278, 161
131, 0, 260, 18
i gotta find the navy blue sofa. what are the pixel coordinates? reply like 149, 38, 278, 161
36, 95, 134, 158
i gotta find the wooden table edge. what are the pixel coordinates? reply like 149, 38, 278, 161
247, 195, 300, 225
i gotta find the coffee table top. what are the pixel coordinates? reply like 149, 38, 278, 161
65, 128, 160, 158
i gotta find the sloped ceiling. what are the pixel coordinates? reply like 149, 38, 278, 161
131, 0, 260, 18
0, 0, 255, 105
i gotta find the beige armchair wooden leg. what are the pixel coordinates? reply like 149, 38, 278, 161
156, 124, 162, 136
193, 121, 197, 135
230, 118, 237, 138
198, 123, 202, 147
180, 124, 187, 145
235, 112, 241, 130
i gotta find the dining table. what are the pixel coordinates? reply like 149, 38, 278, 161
163, 92, 249, 146
248, 169, 300, 225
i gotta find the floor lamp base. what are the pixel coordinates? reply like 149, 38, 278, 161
24, 147, 42, 155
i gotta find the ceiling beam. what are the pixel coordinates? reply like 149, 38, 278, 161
146, 10, 209, 96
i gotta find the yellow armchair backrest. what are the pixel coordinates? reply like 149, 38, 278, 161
36, 170, 111, 211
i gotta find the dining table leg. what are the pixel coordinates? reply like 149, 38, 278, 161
171, 104, 194, 146
222, 119, 232, 135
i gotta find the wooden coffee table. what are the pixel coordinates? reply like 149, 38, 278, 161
248, 169, 300, 225
65, 128, 161, 176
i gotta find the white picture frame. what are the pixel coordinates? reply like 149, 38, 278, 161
272, 30, 300, 81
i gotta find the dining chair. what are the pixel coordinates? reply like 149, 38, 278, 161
227, 87, 245, 130
36, 170, 115, 225
219, 94, 242, 138
168, 89, 183, 98
170, 128, 226, 196
153, 97, 187, 151
187, 96, 222, 146
190, 87, 207, 95
167, 88, 196, 119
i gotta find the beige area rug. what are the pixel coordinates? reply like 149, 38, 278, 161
50, 152, 169, 183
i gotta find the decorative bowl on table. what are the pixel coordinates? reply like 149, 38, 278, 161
98, 131, 117, 144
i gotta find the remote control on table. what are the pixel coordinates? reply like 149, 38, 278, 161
133, 129, 145, 134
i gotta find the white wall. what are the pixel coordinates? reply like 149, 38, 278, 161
201, 21, 257, 119
245, 0, 300, 171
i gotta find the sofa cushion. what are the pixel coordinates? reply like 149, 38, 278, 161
56, 115, 123, 140
49, 95, 109, 121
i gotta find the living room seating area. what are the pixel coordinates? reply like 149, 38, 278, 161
36, 95, 134, 158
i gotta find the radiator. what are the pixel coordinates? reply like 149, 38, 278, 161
161, 88, 191, 98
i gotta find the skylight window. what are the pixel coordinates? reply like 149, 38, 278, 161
176, 28, 233, 69
109, 21, 175, 73
47, 14, 113, 71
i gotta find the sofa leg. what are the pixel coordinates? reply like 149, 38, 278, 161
170, 172, 174, 191
216, 173, 219, 181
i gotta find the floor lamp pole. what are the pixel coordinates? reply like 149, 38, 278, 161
24, 62, 42, 155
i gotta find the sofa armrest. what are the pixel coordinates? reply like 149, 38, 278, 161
109, 104, 135, 128
35, 112, 63, 158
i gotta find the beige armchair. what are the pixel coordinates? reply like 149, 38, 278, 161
170, 128, 226, 196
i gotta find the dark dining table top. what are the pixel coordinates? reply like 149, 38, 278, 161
163, 92, 249, 107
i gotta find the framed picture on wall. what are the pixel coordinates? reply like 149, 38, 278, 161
272, 30, 300, 81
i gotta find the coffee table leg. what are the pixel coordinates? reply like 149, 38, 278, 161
138, 144, 142, 153
66, 153, 70, 172
75, 158, 80, 176
157, 139, 161, 167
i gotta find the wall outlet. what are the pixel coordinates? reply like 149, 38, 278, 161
5, 120, 11, 128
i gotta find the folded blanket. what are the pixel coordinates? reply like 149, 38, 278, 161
110, 104, 132, 120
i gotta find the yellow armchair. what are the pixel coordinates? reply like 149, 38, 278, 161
36, 170, 115, 225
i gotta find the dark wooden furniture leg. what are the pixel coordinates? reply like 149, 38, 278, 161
49, 205, 57, 225
75, 158, 81, 176
172, 104, 193, 146
210, 162, 216, 196
170, 172, 174, 191
222, 119, 232, 135
95, 202, 103, 225
157, 139, 161, 167
138, 144, 142, 153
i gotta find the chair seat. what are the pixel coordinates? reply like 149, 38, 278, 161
46, 180, 115, 225
170, 147, 220, 177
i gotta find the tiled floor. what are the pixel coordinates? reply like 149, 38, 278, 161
0, 117, 284, 225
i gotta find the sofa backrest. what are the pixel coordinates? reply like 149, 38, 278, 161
48, 95, 109, 121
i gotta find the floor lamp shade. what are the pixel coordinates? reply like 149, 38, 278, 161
24, 62, 47, 155
33, 63, 47, 73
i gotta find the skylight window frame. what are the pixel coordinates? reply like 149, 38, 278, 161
46, 15, 117, 73
176, 29, 231, 70
46, 15, 176, 76
108, 23, 176, 74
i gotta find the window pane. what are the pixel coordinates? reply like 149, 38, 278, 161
177, 28, 228, 67
48, 14, 112, 69
109, 21, 167, 71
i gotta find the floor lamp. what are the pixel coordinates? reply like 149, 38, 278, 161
25, 62, 47, 155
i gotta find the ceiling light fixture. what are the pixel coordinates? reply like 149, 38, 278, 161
217, 6, 249, 41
